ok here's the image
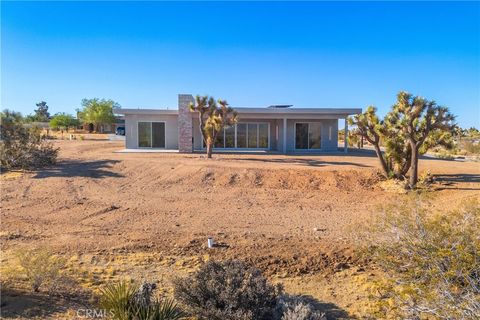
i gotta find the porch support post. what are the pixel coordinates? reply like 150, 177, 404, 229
283, 118, 287, 154
344, 118, 348, 153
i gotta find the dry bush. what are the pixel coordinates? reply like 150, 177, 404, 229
0, 111, 58, 170
15, 248, 67, 293
463, 140, 480, 154
275, 295, 327, 320
364, 198, 480, 319
173, 260, 282, 320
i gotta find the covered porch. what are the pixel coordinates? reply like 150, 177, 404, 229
193, 115, 350, 154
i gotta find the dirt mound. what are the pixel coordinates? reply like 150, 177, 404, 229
188, 166, 382, 192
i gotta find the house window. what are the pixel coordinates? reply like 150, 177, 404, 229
214, 127, 224, 148
225, 126, 235, 148
204, 123, 269, 149
247, 124, 258, 148
138, 122, 165, 148
237, 124, 247, 148
295, 123, 322, 150
259, 123, 269, 148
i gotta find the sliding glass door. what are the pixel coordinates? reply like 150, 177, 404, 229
208, 123, 269, 149
236, 124, 247, 148
295, 123, 322, 150
138, 122, 165, 148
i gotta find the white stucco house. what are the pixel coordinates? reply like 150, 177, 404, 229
114, 94, 361, 154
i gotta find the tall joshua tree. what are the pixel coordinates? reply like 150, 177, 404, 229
388, 91, 455, 188
350, 91, 455, 188
190, 95, 238, 159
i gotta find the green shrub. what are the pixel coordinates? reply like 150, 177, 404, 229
436, 150, 455, 160
364, 198, 480, 319
16, 248, 66, 292
99, 280, 183, 320
173, 260, 282, 320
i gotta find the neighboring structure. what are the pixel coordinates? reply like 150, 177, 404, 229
114, 94, 361, 154
77, 115, 125, 133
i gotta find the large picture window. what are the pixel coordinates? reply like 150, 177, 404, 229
295, 123, 322, 150
237, 124, 247, 148
138, 122, 165, 148
207, 123, 269, 149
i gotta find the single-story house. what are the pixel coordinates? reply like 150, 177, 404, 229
114, 94, 361, 154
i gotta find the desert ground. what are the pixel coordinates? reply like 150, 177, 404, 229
1, 139, 479, 319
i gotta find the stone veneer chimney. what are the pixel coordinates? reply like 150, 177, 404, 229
178, 94, 194, 153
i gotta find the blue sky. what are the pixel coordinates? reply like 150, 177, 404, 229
2, 1, 479, 128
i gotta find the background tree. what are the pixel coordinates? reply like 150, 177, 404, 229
190, 95, 238, 158
29, 101, 50, 122
49, 113, 79, 134
78, 98, 118, 133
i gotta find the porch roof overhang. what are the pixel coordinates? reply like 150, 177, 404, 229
114, 107, 361, 119
114, 108, 178, 116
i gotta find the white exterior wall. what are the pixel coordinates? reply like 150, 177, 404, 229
124, 114, 340, 152
125, 114, 179, 149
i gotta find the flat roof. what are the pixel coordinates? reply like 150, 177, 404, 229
114, 107, 361, 116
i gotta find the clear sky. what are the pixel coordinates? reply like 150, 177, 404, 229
2, 1, 479, 128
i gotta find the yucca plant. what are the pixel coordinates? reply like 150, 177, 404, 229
99, 281, 184, 320
99, 280, 138, 320
131, 298, 184, 320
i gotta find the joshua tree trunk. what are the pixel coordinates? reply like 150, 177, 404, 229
373, 144, 390, 176
206, 142, 213, 159
409, 141, 419, 188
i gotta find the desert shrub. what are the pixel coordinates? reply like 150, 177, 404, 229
1, 110, 58, 170
364, 198, 480, 319
275, 295, 326, 320
99, 280, 183, 320
173, 259, 282, 320
463, 140, 480, 154
16, 248, 66, 292
436, 150, 455, 160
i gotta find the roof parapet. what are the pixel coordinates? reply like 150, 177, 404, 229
268, 105, 293, 109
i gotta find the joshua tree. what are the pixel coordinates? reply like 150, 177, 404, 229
348, 106, 391, 175
387, 91, 455, 188
190, 95, 238, 158
350, 91, 455, 188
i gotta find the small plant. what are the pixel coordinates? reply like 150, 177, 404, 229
99, 280, 184, 320
99, 280, 138, 320
276, 295, 326, 320
436, 150, 455, 160
463, 140, 480, 154
173, 260, 282, 320
16, 248, 66, 292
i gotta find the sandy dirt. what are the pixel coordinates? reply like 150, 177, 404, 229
1, 140, 479, 318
